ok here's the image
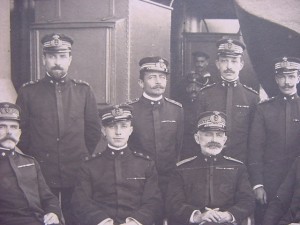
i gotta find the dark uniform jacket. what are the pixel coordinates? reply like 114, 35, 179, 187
16, 75, 101, 188
71, 147, 162, 225
196, 80, 259, 162
0, 147, 62, 225
248, 94, 300, 200
263, 156, 300, 225
166, 153, 255, 225
128, 95, 184, 176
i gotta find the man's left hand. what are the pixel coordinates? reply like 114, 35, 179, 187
214, 211, 233, 223
44, 212, 59, 225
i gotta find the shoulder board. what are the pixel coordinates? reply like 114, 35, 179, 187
164, 97, 182, 108
200, 83, 216, 91
223, 156, 244, 164
71, 79, 90, 86
258, 96, 275, 104
126, 98, 139, 105
133, 151, 151, 160
84, 152, 103, 161
242, 84, 259, 95
176, 156, 197, 166
21, 79, 40, 87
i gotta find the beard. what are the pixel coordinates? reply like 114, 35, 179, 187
48, 66, 67, 80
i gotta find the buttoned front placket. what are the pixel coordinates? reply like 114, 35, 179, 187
152, 100, 162, 163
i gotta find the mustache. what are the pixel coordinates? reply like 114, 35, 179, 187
282, 85, 294, 88
224, 69, 235, 73
51, 66, 63, 70
152, 85, 165, 89
0, 136, 18, 144
206, 142, 222, 148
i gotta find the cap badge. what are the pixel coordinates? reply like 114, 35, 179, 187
210, 112, 222, 124
112, 108, 123, 117
52, 34, 61, 46
0, 104, 19, 117
158, 59, 167, 70
281, 57, 290, 68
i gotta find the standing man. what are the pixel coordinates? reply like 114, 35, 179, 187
128, 56, 184, 223
16, 33, 101, 225
248, 57, 300, 224
197, 38, 259, 163
71, 104, 162, 225
166, 111, 254, 225
0, 102, 63, 225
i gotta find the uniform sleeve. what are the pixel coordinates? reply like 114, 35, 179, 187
84, 86, 101, 154
165, 170, 198, 224
226, 165, 255, 224
71, 163, 110, 225
129, 161, 163, 225
35, 159, 63, 222
16, 87, 31, 153
263, 159, 298, 225
247, 105, 266, 187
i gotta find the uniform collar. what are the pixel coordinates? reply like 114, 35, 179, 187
105, 145, 130, 158
199, 153, 223, 163
0, 147, 15, 158
220, 78, 239, 87
141, 94, 164, 106
279, 92, 299, 101
45, 72, 68, 85
143, 92, 163, 101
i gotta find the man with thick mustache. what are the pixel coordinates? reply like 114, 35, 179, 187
196, 38, 259, 163
128, 56, 184, 224
0, 102, 63, 225
16, 33, 101, 225
248, 57, 300, 224
166, 111, 254, 225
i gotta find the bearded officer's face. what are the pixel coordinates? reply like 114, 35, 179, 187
43, 52, 72, 80
0, 120, 21, 150
275, 71, 300, 96
138, 72, 167, 97
194, 130, 227, 156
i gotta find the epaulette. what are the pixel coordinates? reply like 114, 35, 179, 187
223, 156, 243, 164
258, 96, 275, 104
164, 97, 182, 108
199, 82, 216, 91
22, 79, 40, 87
126, 98, 139, 105
176, 156, 197, 166
242, 84, 259, 95
133, 151, 151, 160
71, 79, 90, 86
84, 152, 103, 161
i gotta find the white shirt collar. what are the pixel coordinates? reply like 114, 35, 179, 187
108, 144, 127, 151
143, 92, 163, 101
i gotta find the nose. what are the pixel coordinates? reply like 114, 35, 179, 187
226, 61, 233, 69
115, 125, 121, 135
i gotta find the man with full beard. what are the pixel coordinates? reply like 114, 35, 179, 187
16, 33, 101, 225
0, 102, 63, 225
166, 111, 254, 225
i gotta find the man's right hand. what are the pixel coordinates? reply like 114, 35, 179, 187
254, 186, 267, 204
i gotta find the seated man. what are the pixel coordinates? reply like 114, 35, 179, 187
166, 111, 254, 225
71, 104, 162, 225
0, 102, 62, 225
263, 156, 300, 225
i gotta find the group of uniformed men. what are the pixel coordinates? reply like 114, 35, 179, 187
0, 32, 300, 225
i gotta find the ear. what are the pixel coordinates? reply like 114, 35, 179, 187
129, 125, 133, 136
69, 55, 73, 64
42, 55, 46, 66
194, 132, 200, 144
239, 60, 244, 70
215, 60, 220, 70
138, 79, 144, 89
101, 126, 106, 137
